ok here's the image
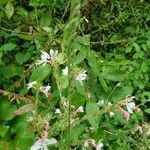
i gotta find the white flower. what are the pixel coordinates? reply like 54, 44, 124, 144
126, 101, 135, 114
62, 66, 68, 76
40, 85, 51, 97
97, 100, 104, 106
108, 102, 112, 106
36, 49, 58, 66
84, 139, 96, 148
109, 112, 114, 118
49, 49, 58, 60
76, 106, 84, 113
84, 139, 103, 149
27, 81, 37, 89
76, 70, 87, 82
27, 117, 34, 122
55, 108, 61, 114
30, 138, 57, 150
36, 51, 50, 66
96, 140, 103, 150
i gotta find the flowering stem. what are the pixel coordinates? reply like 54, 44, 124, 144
54, 67, 63, 101
35, 89, 40, 112
62, 0, 81, 148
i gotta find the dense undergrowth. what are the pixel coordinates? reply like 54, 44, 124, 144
0, 0, 150, 149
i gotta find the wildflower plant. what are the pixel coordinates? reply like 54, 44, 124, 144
0, 0, 150, 150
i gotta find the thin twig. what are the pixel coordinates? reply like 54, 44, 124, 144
0, 89, 35, 102
91, 36, 141, 45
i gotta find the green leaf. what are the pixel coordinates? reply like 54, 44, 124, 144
144, 108, 150, 114
15, 52, 31, 65
0, 43, 16, 52
40, 12, 52, 27
111, 86, 133, 101
16, 34, 32, 40
0, 0, 8, 5
86, 102, 100, 130
0, 66, 23, 78
73, 50, 87, 65
30, 64, 51, 83
99, 74, 108, 92
87, 51, 100, 75
0, 97, 16, 121
0, 125, 9, 137
75, 82, 87, 96
72, 93, 85, 106
55, 53, 64, 64
101, 67, 123, 81
11, 115, 34, 149
132, 43, 140, 51
70, 124, 85, 145
5, 2, 14, 19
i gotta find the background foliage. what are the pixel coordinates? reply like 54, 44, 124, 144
0, 0, 150, 149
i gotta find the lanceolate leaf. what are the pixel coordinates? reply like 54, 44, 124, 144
5, 2, 14, 19
86, 102, 100, 130
30, 64, 51, 83
0, 43, 16, 52
13, 104, 34, 116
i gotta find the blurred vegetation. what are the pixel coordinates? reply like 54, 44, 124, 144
0, 0, 150, 149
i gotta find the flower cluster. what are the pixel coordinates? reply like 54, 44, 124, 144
36, 49, 58, 66
30, 138, 57, 150
30, 120, 57, 150
62, 67, 87, 83
117, 96, 141, 121
97, 100, 114, 118
84, 139, 103, 150
27, 81, 51, 97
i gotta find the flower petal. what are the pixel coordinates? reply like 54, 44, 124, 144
41, 51, 50, 60
126, 102, 135, 114
30, 139, 42, 150
44, 138, 57, 145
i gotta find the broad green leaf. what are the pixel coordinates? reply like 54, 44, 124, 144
72, 93, 85, 106
111, 86, 133, 101
16, 34, 32, 40
11, 115, 34, 149
0, 0, 8, 5
99, 74, 108, 92
0, 97, 16, 121
87, 51, 100, 75
5, 2, 14, 19
0, 66, 23, 78
0, 43, 16, 52
75, 82, 87, 96
15, 52, 31, 65
132, 43, 140, 51
73, 50, 87, 65
40, 12, 52, 27
86, 102, 100, 130
70, 124, 85, 145
144, 108, 150, 114
30, 64, 51, 83
0, 125, 9, 137
141, 62, 148, 73
101, 67, 123, 81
